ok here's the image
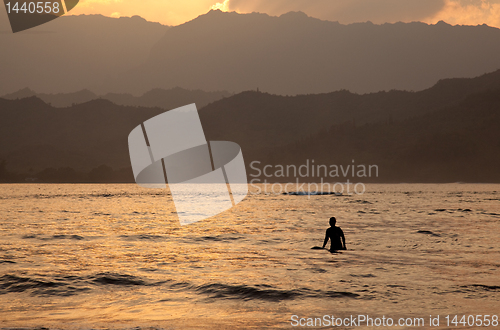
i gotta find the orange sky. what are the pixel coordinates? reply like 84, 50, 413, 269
68, 0, 500, 28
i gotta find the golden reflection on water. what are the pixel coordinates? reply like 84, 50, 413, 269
0, 183, 499, 328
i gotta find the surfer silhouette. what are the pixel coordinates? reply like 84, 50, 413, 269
322, 217, 346, 252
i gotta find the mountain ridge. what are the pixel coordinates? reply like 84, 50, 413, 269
3, 11, 500, 95
106, 9, 500, 95
2, 87, 231, 109
0, 14, 169, 95
1, 69, 500, 182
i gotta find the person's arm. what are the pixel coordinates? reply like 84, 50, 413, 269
340, 229, 346, 250
322, 230, 329, 249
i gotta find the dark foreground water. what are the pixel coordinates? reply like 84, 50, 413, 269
0, 184, 499, 329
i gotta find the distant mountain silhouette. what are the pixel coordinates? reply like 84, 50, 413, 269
1, 70, 500, 182
101, 87, 231, 109
0, 97, 165, 173
3, 11, 500, 96
107, 10, 500, 95
3, 88, 97, 107
2, 88, 37, 99
200, 69, 500, 159
266, 90, 500, 183
0, 14, 168, 95
3, 87, 231, 108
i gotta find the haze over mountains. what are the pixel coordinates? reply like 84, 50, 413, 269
2, 87, 231, 109
1, 70, 500, 182
2, 10, 500, 95
0, 14, 168, 95
116, 10, 500, 95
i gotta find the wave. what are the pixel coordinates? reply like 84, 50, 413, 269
0, 274, 91, 296
2, 191, 169, 201
283, 191, 343, 196
21, 234, 246, 242
119, 234, 167, 241
194, 283, 359, 301
192, 235, 245, 242
22, 234, 84, 241
0, 272, 360, 301
461, 284, 500, 292
416, 230, 441, 237
91, 273, 153, 286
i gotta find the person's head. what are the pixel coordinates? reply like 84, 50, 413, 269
329, 217, 336, 227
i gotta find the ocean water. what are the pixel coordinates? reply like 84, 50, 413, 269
0, 183, 499, 329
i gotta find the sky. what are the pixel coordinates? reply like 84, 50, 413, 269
67, 0, 500, 27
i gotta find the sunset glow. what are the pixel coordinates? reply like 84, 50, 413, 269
424, 0, 500, 27
67, 0, 500, 28
211, 0, 230, 12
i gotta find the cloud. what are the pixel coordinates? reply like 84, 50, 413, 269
211, 0, 230, 11
76, 0, 123, 8
69, 0, 219, 25
425, 0, 500, 27
227, 0, 446, 24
